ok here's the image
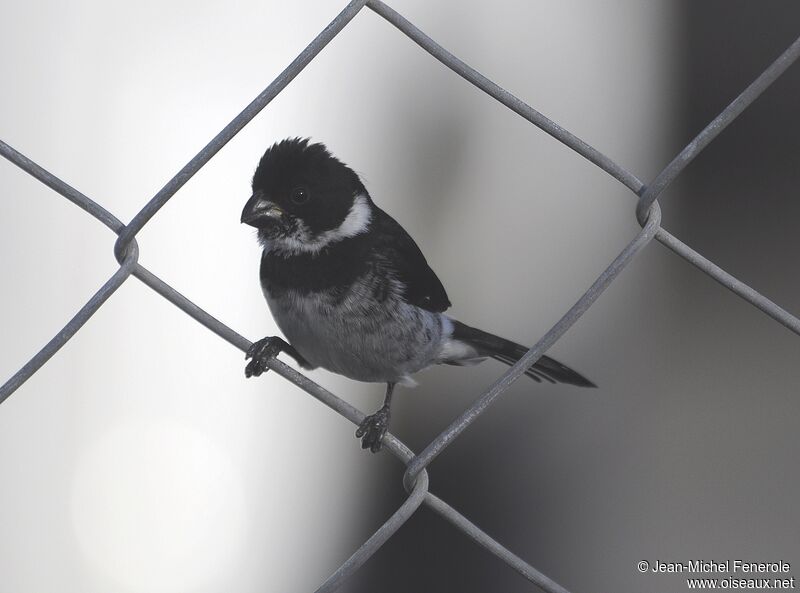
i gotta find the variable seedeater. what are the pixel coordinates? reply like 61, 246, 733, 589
241, 138, 594, 452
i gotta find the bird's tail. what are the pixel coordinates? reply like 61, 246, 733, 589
449, 320, 596, 387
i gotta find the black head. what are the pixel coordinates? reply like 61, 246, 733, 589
241, 138, 371, 254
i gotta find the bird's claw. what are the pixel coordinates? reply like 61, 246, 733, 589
245, 336, 285, 377
356, 407, 390, 453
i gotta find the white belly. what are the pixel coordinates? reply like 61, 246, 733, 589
264, 285, 446, 384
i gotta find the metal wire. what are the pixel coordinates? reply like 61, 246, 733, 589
2, 1, 799, 591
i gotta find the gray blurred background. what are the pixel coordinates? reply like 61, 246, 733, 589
0, 1, 798, 592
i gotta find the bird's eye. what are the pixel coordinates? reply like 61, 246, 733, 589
290, 187, 309, 204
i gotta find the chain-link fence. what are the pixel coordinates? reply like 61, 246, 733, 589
2, 1, 799, 591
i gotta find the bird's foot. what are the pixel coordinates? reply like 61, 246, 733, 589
356, 406, 391, 453
245, 336, 289, 377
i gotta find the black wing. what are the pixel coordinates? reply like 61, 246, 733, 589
371, 207, 451, 313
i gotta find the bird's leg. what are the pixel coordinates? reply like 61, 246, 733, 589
356, 382, 395, 453
245, 336, 312, 377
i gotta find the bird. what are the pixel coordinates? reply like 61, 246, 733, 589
241, 138, 595, 452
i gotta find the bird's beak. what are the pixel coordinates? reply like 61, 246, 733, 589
241, 193, 284, 227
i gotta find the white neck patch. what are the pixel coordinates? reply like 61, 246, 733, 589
270, 194, 373, 256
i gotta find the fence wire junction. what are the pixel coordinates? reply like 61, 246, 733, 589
2, 2, 800, 592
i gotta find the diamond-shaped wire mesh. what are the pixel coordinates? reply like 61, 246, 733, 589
1, 1, 799, 591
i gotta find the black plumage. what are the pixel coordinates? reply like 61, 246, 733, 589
368, 207, 452, 312
242, 138, 595, 452
450, 320, 596, 386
